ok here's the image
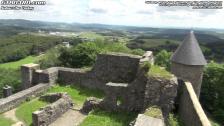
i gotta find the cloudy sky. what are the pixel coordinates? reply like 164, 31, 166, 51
0, 0, 224, 29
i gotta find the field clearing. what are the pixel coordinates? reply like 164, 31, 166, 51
78, 32, 104, 40
140, 39, 179, 48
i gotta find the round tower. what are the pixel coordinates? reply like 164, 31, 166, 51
171, 31, 207, 97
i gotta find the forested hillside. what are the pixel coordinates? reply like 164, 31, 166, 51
0, 34, 77, 63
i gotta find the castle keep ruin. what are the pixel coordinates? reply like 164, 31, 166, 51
0, 31, 211, 126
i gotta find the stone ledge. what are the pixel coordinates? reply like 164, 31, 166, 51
101, 52, 142, 59
0, 83, 49, 113
133, 114, 164, 126
22, 63, 39, 68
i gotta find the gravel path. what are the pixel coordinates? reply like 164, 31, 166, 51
49, 109, 87, 126
3, 108, 25, 126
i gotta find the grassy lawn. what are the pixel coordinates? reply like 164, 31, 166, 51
80, 109, 137, 126
148, 65, 172, 79
0, 56, 38, 69
15, 98, 48, 126
47, 84, 104, 107
0, 115, 14, 126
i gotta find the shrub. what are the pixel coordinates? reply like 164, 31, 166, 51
155, 50, 172, 71
200, 62, 224, 125
37, 46, 62, 69
59, 42, 102, 68
168, 113, 184, 126
131, 49, 145, 56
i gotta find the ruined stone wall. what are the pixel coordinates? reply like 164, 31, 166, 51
179, 82, 211, 126
58, 67, 105, 89
56, 52, 142, 89
92, 52, 141, 83
29, 52, 142, 90
144, 76, 178, 115
171, 62, 204, 97
32, 93, 73, 126
123, 67, 149, 111
33, 67, 59, 85
0, 83, 49, 113
97, 65, 178, 113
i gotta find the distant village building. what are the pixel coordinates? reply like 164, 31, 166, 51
170, 31, 207, 97
62, 42, 70, 48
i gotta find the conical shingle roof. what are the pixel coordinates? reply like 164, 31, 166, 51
171, 31, 207, 65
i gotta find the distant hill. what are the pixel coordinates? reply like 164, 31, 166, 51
0, 19, 224, 46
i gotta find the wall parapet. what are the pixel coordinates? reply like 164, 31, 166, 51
179, 82, 211, 126
0, 83, 49, 113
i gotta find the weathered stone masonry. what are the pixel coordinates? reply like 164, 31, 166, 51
32, 93, 73, 126
78, 52, 178, 114
21, 63, 40, 89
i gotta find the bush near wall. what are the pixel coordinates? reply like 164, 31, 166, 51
154, 50, 172, 71
200, 62, 224, 125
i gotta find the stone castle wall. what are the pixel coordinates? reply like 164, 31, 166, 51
92, 53, 141, 83
144, 76, 178, 115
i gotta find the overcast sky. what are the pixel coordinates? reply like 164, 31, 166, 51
0, 0, 224, 29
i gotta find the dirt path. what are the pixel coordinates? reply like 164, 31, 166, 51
3, 108, 25, 126
49, 109, 87, 126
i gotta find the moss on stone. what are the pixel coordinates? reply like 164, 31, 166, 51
144, 105, 163, 119
148, 65, 172, 79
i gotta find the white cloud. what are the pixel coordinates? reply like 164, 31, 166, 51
0, 0, 223, 29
